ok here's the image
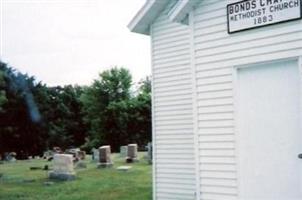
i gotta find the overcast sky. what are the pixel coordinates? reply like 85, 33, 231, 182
0, 0, 150, 86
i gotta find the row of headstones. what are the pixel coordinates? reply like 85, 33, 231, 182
44, 148, 86, 162
119, 143, 152, 164
97, 143, 152, 164
119, 145, 138, 161
65, 149, 86, 162
92, 144, 139, 165
0, 152, 17, 162
49, 143, 151, 181
47, 149, 88, 181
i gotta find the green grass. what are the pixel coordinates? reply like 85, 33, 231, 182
0, 153, 152, 200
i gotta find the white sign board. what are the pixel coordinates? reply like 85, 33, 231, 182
227, 0, 302, 33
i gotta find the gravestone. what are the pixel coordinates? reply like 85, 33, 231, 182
53, 147, 62, 154
5, 152, 17, 162
49, 154, 76, 181
117, 166, 132, 172
65, 148, 80, 158
147, 142, 152, 164
43, 151, 53, 160
126, 144, 139, 163
78, 151, 86, 160
120, 146, 128, 158
75, 161, 87, 169
92, 148, 99, 162
97, 145, 113, 168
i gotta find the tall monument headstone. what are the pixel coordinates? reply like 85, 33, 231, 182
97, 145, 113, 168
126, 144, 139, 163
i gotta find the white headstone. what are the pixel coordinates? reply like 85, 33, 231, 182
92, 148, 99, 162
49, 154, 76, 180
120, 146, 128, 158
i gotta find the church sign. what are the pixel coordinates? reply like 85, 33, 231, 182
227, 0, 302, 33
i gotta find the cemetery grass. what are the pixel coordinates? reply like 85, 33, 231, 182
0, 153, 152, 200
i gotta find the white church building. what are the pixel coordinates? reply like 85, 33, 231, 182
129, 0, 302, 199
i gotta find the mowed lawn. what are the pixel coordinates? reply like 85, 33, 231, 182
0, 153, 152, 200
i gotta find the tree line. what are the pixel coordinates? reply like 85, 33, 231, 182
0, 61, 151, 158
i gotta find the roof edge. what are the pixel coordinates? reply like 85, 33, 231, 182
128, 0, 169, 35
168, 0, 199, 23
128, 0, 198, 35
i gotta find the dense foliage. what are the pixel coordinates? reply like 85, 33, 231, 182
81, 67, 151, 151
0, 69, 7, 110
0, 61, 151, 157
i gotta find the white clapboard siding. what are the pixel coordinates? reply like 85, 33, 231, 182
151, 1, 196, 200
193, 0, 302, 199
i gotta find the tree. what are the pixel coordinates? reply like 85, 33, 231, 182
0, 63, 7, 110
81, 67, 132, 150
0, 62, 46, 158
138, 76, 151, 95
89, 76, 152, 151
0, 61, 151, 156
127, 76, 152, 146
0, 61, 88, 157
32, 84, 87, 150
135, 76, 152, 143
102, 94, 151, 151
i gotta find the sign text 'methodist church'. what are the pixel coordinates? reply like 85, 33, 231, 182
227, 0, 301, 33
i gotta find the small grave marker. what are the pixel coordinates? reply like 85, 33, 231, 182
117, 166, 132, 172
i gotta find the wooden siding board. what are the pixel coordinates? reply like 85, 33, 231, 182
195, 41, 302, 64
195, 24, 302, 50
152, 2, 195, 199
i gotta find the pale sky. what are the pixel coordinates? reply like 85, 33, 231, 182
0, 0, 150, 86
